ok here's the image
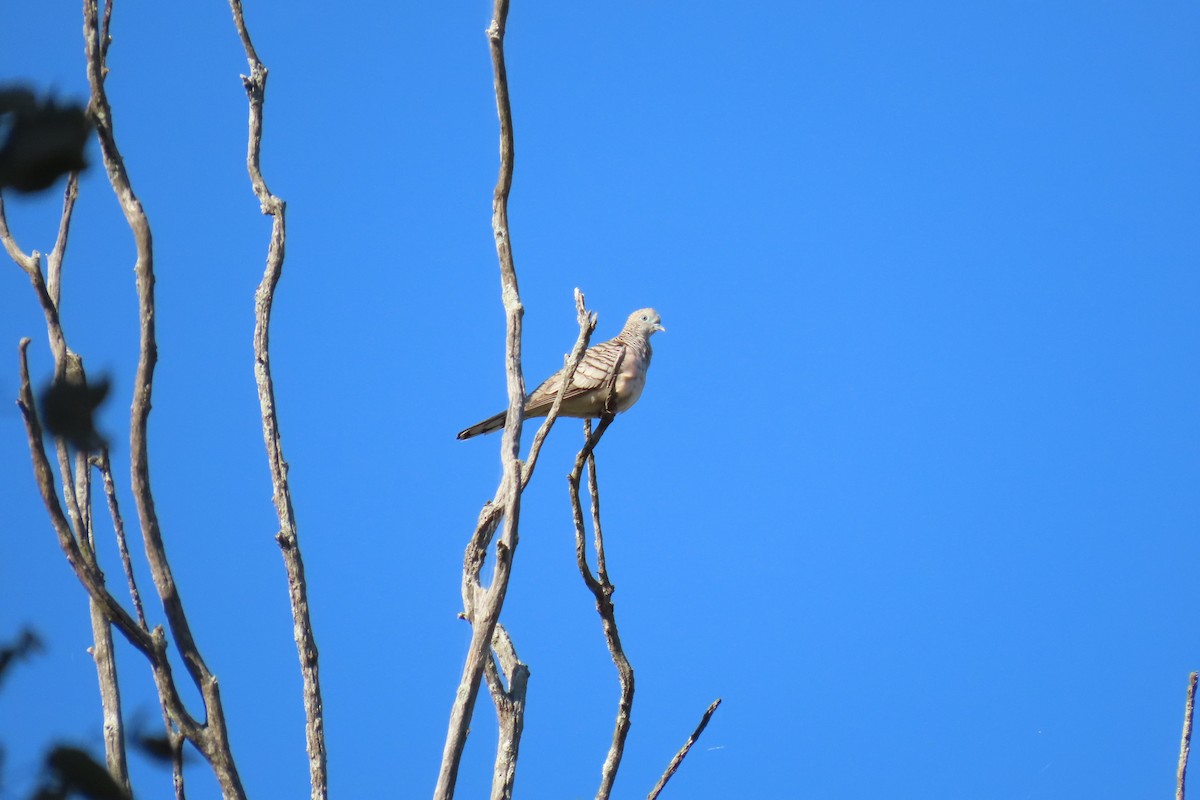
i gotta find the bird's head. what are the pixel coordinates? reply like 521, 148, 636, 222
626, 308, 665, 338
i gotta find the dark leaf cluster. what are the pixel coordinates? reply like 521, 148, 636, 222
40, 373, 110, 452
31, 746, 131, 800
0, 629, 43, 689
0, 87, 91, 194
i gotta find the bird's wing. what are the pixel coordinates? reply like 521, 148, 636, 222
525, 338, 627, 412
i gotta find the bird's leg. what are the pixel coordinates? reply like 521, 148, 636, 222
601, 345, 627, 418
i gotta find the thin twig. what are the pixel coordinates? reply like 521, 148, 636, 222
1179, 672, 1197, 800
95, 450, 148, 629
567, 374, 635, 799
647, 699, 722, 800
0, 194, 39, 273
3, 116, 133, 798
87, 595, 129, 793
586, 439, 608, 583
76, 430, 129, 794
86, 0, 189, 678
73, 415, 129, 793
15, 341, 150, 650
99, 451, 175, 795
84, 0, 244, 794
16, 341, 210, 769
479, 290, 594, 796
47, 173, 79, 307
521, 289, 598, 490
227, 3, 327, 798
53, 358, 89, 553
5, 9, 243, 795
0, 195, 69, 369
106, 444, 187, 800
5, 158, 139, 797
457, 290, 594, 798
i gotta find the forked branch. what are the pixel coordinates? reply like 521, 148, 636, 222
483, 622, 529, 800
436, 3, 612, 794
567, 397, 633, 800
4, 159, 132, 794
434, 2, 525, 796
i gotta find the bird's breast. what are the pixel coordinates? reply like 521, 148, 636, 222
614, 347, 649, 412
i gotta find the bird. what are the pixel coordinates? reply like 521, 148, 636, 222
457, 308, 665, 439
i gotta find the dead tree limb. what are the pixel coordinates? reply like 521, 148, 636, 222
435, 8, 608, 795
434, 4, 525, 796
484, 622, 529, 800
567, 382, 634, 800
226, 3, 327, 798
0, 1, 257, 795
5, 177, 128, 791
1179, 671, 1197, 800
95, 450, 148, 629
647, 699, 722, 800
79, 446, 129, 794
480, 290, 596, 798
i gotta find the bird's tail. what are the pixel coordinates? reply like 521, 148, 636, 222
456, 411, 507, 440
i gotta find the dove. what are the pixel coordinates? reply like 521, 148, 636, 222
457, 308, 664, 439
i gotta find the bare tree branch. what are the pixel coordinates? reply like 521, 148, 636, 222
1179, 671, 1197, 800
434, 2, 529, 796
87, 590, 129, 792
84, 1, 245, 794
227, 3, 327, 798
484, 623, 528, 800
16, 337, 215, 794
166, 718, 187, 800
4, 158, 132, 795
521, 289, 598, 490
78, 440, 129, 794
46, 173, 79, 307
53, 358, 91, 554
445, 287, 594, 798
438, 8, 604, 798
4, 4, 322, 798
0, 194, 69, 372
477, 288, 596, 796
102, 446, 188, 799
0, 195, 39, 273
647, 699, 722, 800
567, 390, 634, 800
95, 450, 148, 629
14, 342, 148, 649
85, 0, 186, 679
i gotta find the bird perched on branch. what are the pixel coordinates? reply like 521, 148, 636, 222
457, 308, 665, 440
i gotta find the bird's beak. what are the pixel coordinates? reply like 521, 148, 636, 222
655, 322, 666, 333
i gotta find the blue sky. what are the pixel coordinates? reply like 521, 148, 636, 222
2, 2, 1198, 797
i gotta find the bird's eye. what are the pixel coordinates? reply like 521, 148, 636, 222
641, 314, 648, 321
